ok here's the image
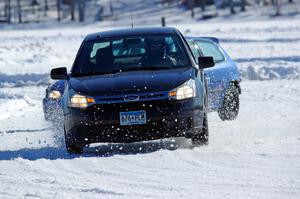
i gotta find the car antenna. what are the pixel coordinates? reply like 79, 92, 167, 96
131, 15, 134, 28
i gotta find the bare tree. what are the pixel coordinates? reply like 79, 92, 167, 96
4, 0, 7, 18
241, 0, 246, 11
45, 0, 48, 10
44, 0, 48, 16
6, 0, 11, 23
70, 0, 75, 21
229, 0, 236, 14
275, 0, 280, 16
78, 0, 86, 22
57, 0, 61, 21
17, 0, 22, 23
109, 0, 114, 16
200, 0, 206, 11
63, 0, 75, 21
189, 0, 195, 18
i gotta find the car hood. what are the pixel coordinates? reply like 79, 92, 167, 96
69, 67, 194, 96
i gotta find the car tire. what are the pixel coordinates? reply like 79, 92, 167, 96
218, 84, 239, 121
64, 128, 84, 154
192, 112, 209, 146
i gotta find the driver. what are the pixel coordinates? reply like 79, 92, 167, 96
140, 37, 176, 67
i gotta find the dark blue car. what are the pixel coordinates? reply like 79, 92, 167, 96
45, 27, 214, 154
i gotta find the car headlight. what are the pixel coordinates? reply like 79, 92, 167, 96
48, 90, 61, 100
169, 79, 196, 100
69, 94, 95, 108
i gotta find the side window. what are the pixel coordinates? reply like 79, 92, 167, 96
187, 40, 202, 64
90, 42, 110, 58
195, 41, 225, 63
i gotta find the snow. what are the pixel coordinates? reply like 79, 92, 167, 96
0, 3, 300, 198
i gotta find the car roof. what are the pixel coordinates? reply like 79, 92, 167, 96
186, 36, 219, 44
85, 27, 179, 41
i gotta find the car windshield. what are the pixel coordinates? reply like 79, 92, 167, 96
72, 34, 190, 76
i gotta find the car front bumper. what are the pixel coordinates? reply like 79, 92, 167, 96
64, 98, 204, 144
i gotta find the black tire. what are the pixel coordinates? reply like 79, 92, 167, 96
192, 113, 209, 146
64, 128, 84, 154
66, 143, 84, 154
218, 85, 239, 121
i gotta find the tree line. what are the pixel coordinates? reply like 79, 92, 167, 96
183, 0, 294, 17
0, 0, 296, 24
0, 0, 88, 23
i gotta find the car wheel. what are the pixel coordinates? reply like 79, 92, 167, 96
192, 113, 209, 146
218, 84, 239, 121
64, 128, 84, 154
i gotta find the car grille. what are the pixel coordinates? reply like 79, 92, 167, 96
95, 91, 168, 104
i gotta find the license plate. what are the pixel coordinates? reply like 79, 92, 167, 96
120, 110, 146, 126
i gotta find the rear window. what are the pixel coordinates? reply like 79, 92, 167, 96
195, 40, 225, 63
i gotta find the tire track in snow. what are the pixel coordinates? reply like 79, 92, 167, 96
0, 73, 50, 88
0, 128, 51, 135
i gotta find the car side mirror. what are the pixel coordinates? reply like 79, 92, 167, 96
50, 67, 68, 80
198, 56, 215, 69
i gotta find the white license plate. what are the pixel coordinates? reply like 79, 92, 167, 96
120, 111, 146, 126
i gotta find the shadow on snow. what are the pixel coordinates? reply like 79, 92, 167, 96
0, 138, 192, 161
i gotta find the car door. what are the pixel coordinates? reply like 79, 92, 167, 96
186, 40, 209, 109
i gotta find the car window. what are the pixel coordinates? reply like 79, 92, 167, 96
195, 40, 225, 63
72, 34, 190, 76
111, 39, 145, 56
90, 42, 110, 58
187, 40, 202, 64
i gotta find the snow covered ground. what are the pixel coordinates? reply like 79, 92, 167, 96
0, 15, 300, 199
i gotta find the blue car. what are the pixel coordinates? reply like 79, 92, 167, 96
43, 80, 64, 122
43, 36, 241, 124
186, 37, 241, 120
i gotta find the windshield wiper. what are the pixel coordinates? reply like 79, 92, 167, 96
120, 66, 172, 72
72, 66, 173, 77
72, 71, 117, 77
140, 66, 172, 70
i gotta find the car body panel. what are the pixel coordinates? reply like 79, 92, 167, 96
69, 68, 193, 96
